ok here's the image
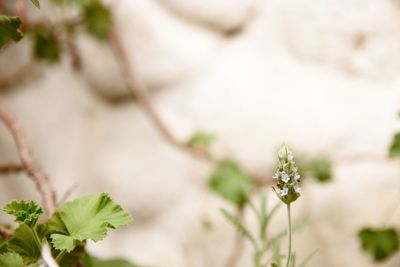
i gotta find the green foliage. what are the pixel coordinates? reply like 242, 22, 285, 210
30, 25, 61, 62
0, 16, 23, 48
358, 227, 399, 262
3, 200, 43, 227
83, 1, 112, 40
7, 224, 47, 264
209, 160, 252, 206
31, 0, 41, 8
220, 208, 257, 248
48, 193, 132, 252
303, 158, 332, 182
0, 252, 24, 267
0, 239, 6, 254
186, 132, 214, 149
389, 133, 400, 158
0, 194, 132, 266
83, 253, 140, 267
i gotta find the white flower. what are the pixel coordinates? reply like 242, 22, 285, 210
294, 173, 301, 180
294, 184, 301, 193
288, 151, 294, 161
280, 186, 289, 196
281, 173, 290, 183
272, 171, 279, 179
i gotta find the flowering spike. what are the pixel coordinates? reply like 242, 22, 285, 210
272, 143, 301, 204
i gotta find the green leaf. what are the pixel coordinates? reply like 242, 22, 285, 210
30, 25, 61, 62
0, 16, 23, 48
7, 224, 46, 264
48, 193, 132, 252
83, 253, 141, 267
83, 1, 112, 40
304, 158, 332, 182
3, 200, 43, 227
186, 132, 214, 149
389, 133, 400, 158
31, 0, 40, 8
51, 234, 76, 252
358, 227, 399, 262
219, 208, 257, 248
0, 252, 24, 267
209, 160, 252, 206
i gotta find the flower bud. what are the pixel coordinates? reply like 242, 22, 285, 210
272, 143, 301, 204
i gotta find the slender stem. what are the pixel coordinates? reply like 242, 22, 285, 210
224, 207, 245, 267
286, 204, 292, 267
55, 250, 66, 263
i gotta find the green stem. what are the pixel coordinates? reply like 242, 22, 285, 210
285, 204, 292, 267
55, 250, 66, 263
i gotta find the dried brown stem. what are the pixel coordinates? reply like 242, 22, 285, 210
0, 162, 24, 174
0, 106, 57, 217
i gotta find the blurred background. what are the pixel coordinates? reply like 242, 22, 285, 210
1, 0, 400, 266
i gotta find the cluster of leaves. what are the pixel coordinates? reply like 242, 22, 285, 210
0, 0, 112, 62
0, 193, 134, 267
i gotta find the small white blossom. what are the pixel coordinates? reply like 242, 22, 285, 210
280, 186, 289, 196
294, 173, 301, 180
272, 171, 279, 179
294, 184, 301, 193
281, 173, 290, 183
288, 151, 294, 161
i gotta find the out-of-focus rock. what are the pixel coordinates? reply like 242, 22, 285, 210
157, 0, 259, 34
275, 0, 400, 79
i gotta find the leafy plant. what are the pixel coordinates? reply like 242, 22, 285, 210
0, 193, 133, 266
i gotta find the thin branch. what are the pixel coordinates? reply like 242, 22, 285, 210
0, 162, 24, 174
108, 27, 273, 188
108, 27, 218, 163
224, 207, 245, 267
0, 225, 12, 239
0, 106, 57, 217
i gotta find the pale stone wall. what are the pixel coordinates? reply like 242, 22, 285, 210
1, 0, 400, 266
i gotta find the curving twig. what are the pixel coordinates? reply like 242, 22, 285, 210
0, 106, 57, 217
108, 27, 272, 187
109, 28, 218, 163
